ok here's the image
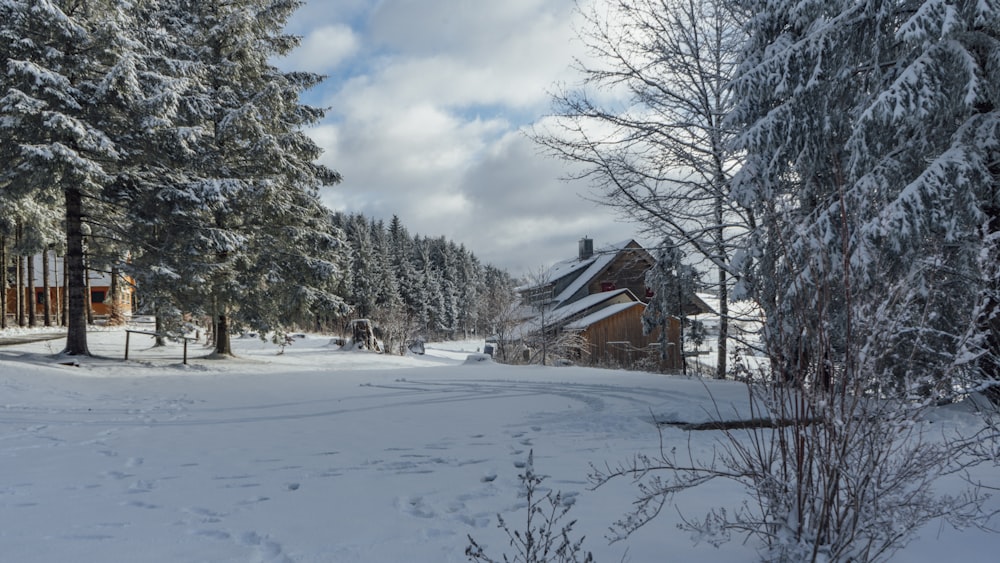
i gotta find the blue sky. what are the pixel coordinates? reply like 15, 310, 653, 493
276, 0, 643, 275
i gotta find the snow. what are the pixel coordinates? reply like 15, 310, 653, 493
565, 301, 642, 330
512, 288, 635, 336
0, 328, 994, 562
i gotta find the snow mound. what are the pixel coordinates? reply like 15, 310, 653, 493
463, 353, 493, 365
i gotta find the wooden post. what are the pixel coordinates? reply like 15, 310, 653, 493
183, 339, 188, 365
125, 330, 131, 361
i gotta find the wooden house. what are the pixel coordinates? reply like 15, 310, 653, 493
4, 254, 134, 323
515, 238, 711, 370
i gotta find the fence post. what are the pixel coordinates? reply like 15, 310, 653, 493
183, 338, 188, 365
125, 330, 130, 361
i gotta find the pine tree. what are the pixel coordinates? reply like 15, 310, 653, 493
346, 214, 378, 319
0, 0, 139, 354
118, 0, 344, 354
388, 215, 419, 325
730, 0, 1000, 397
369, 219, 408, 353
643, 239, 701, 374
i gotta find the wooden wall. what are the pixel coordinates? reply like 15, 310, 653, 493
586, 249, 654, 303
578, 305, 684, 370
4, 286, 131, 318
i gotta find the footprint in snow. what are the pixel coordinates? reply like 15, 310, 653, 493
398, 496, 435, 518
241, 531, 292, 563
123, 500, 159, 510
194, 529, 231, 540
127, 479, 155, 493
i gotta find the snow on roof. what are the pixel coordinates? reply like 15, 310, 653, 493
550, 240, 635, 306
552, 251, 617, 306
519, 240, 638, 300
513, 289, 636, 336
566, 301, 644, 330
551, 288, 633, 321
544, 254, 598, 283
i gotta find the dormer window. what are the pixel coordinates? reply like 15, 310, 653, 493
600, 281, 616, 292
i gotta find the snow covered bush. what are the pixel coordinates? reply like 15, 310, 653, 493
466, 451, 594, 563
592, 365, 992, 562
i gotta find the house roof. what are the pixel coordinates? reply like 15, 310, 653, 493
551, 250, 620, 307
518, 239, 639, 308
513, 288, 638, 336
548, 288, 635, 322
566, 301, 644, 330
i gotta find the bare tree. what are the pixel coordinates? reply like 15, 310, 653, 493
592, 273, 996, 562
484, 289, 521, 364
536, 0, 752, 379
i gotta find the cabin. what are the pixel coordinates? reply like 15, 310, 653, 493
3, 254, 134, 324
513, 238, 711, 370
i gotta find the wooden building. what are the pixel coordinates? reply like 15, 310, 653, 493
3, 254, 133, 324
515, 238, 711, 371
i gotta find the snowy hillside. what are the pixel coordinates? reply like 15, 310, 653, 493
0, 329, 994, 562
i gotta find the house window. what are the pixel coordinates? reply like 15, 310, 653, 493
36, 290, 45, 303
600, 282, 616, 292
91, 291, 106, 304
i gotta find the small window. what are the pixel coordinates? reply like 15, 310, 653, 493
91, 291, 106, 304
36, 290, 45, 303
600, 282, 616, 292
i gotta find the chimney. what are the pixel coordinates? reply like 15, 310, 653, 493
578, 237, 594, 260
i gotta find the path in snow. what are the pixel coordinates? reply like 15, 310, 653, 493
0, 330, 994, 562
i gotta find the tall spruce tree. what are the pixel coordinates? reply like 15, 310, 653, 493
730, 0, 1000, 397
120, 0, 344, 355
0, 0, 138, 354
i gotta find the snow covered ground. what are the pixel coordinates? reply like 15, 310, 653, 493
0, 328, 995, 562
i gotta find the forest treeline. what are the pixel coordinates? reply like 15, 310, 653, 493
329, 213, 516, 354
0, 0, 516, 357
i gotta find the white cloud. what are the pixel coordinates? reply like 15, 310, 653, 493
298, 0, 642, 274
281, 24, 360, 74
362, 0, 584, 112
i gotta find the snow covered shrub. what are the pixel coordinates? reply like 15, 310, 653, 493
592, 366, 992, 562
466, 451, 594, 563
592, 270, 995, 563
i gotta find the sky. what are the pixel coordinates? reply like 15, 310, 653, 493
276, 0, 643, 275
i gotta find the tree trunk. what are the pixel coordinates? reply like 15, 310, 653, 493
716, 267, 728, 379
61, 254, 68, 326
154, 310, 166, 346
215, 313, 233, 356
0, 235, 6, 330
85, 256, 94, 325
16, 253, 24, 327
43, 247, 52, 326
64, 187, 90, 355
678, 281, 687, 377
107, 265, 124, 325
27, 251, 36, 327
